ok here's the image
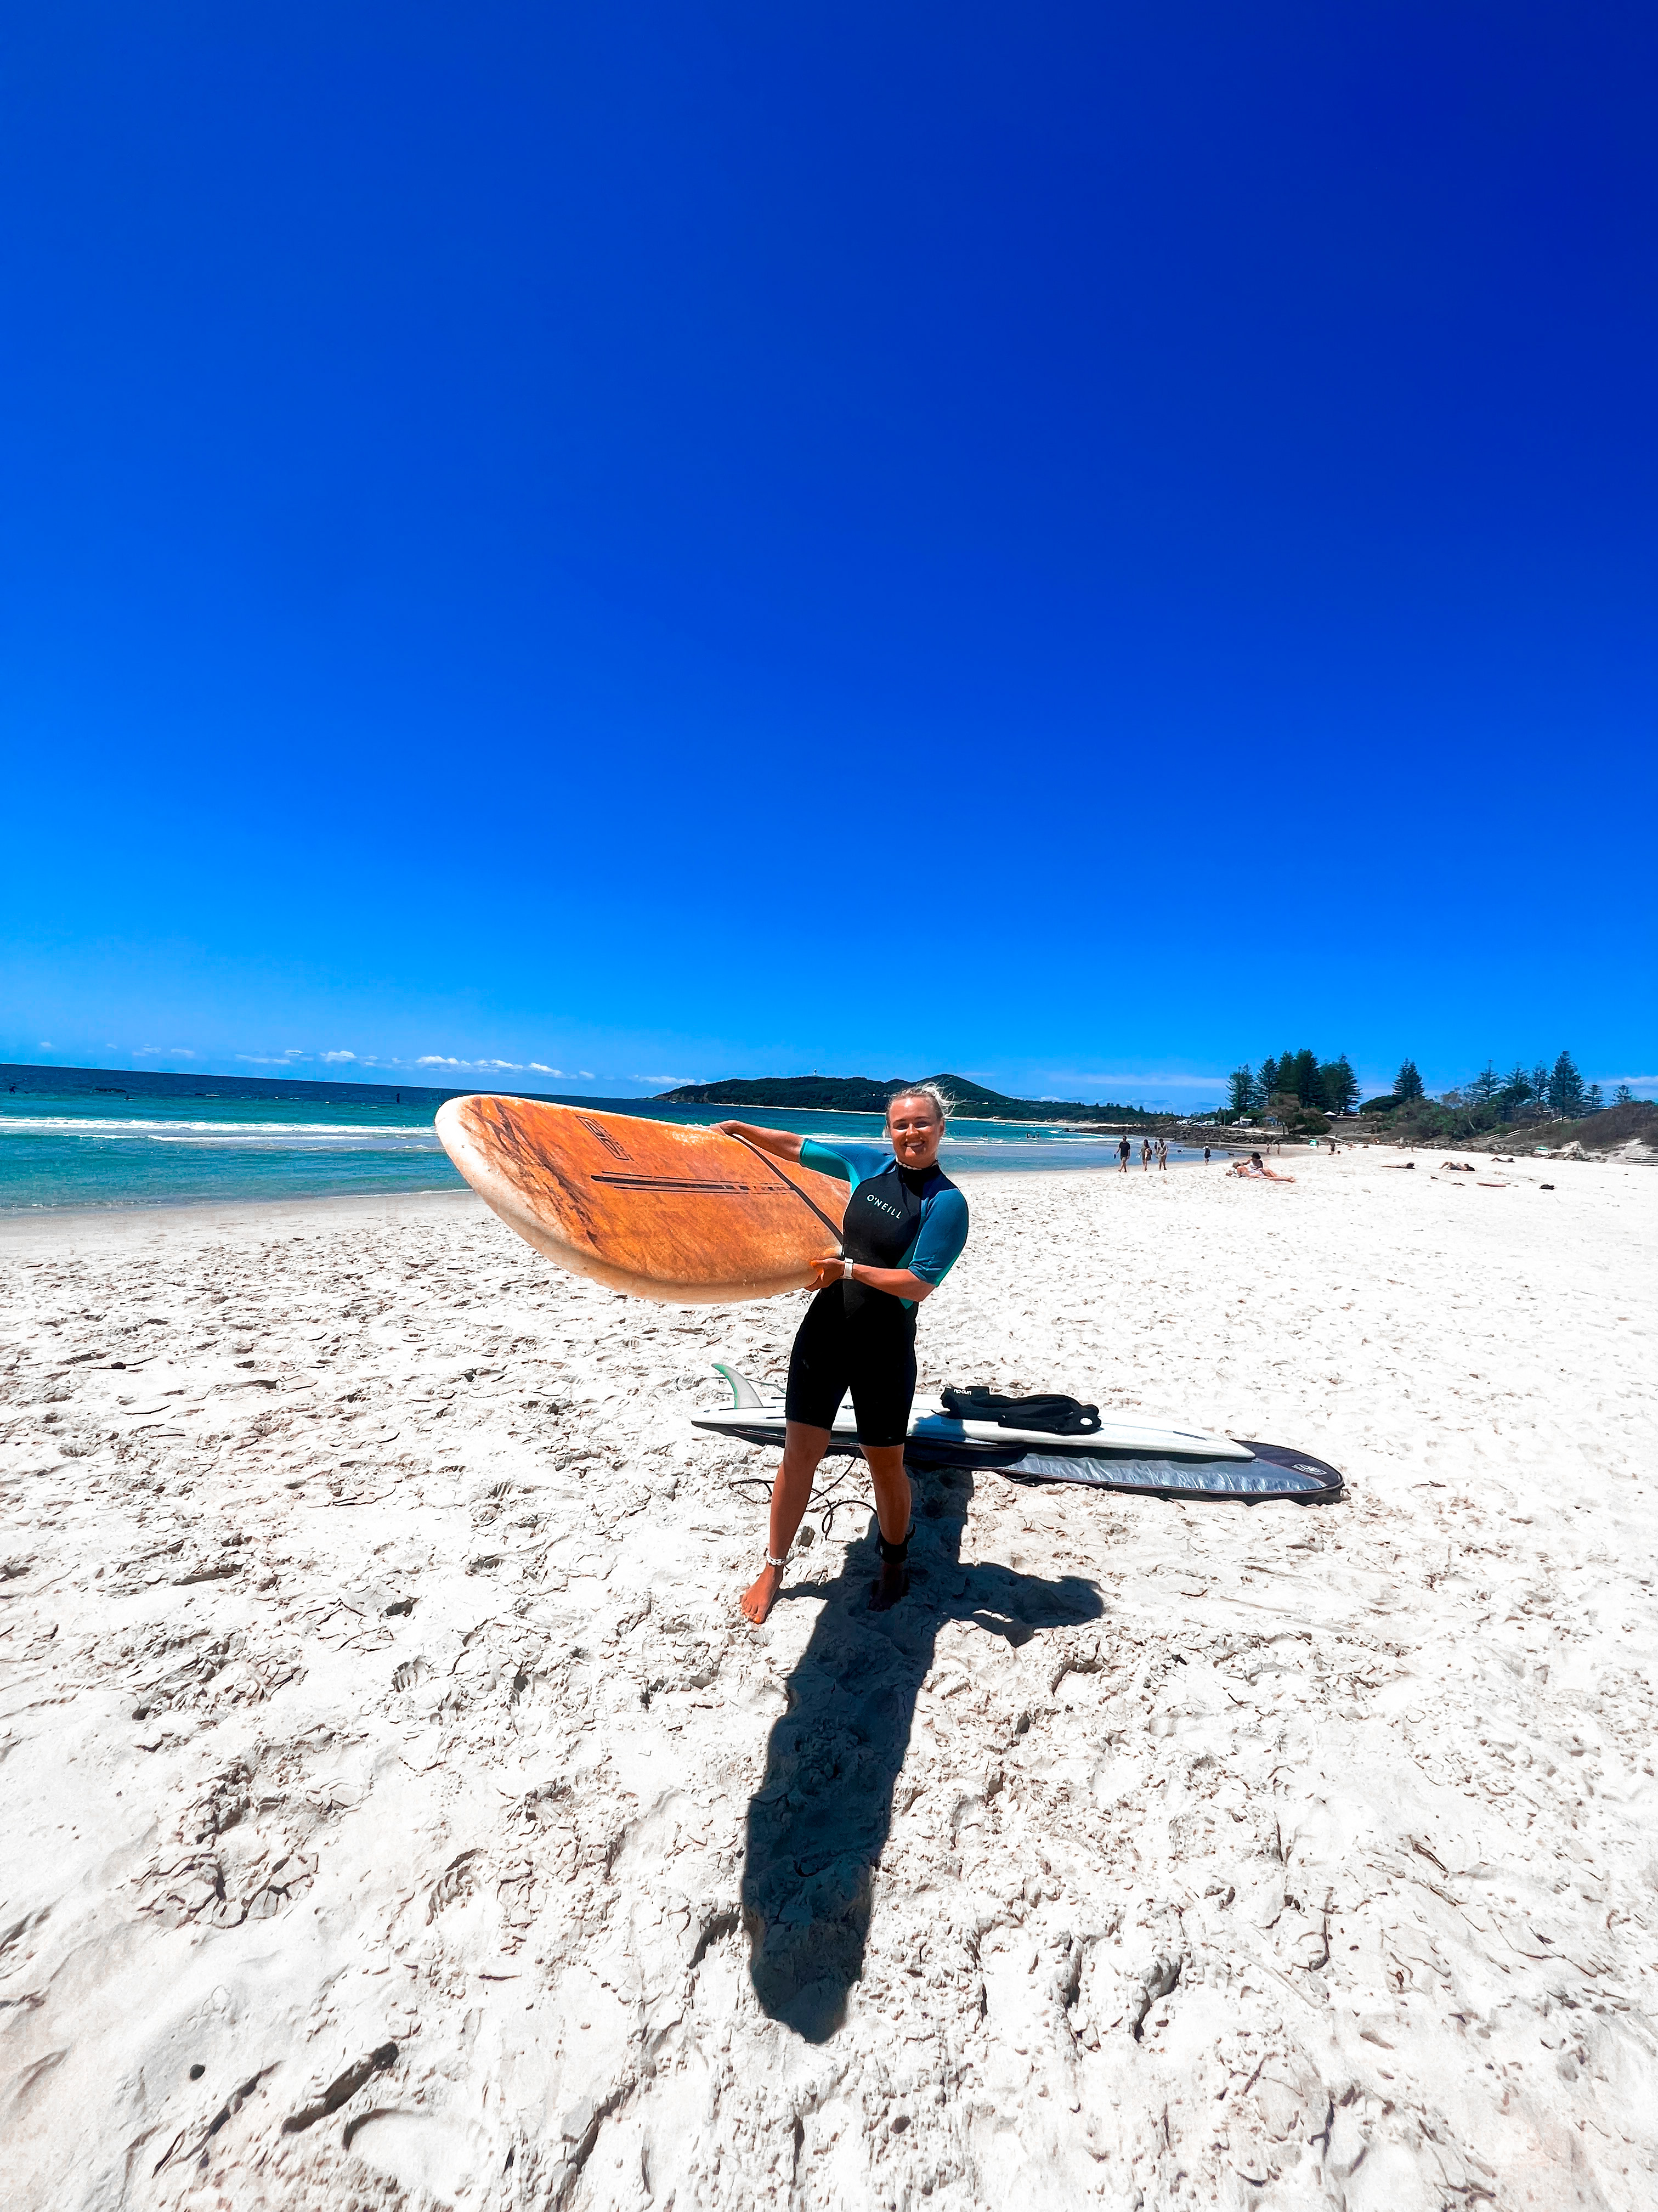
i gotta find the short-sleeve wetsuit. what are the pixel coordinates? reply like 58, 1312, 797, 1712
783, 1140, 970, 1447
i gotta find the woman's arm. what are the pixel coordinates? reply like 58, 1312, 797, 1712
806, 1255, 935, 1301
711, 1120, 805, 1164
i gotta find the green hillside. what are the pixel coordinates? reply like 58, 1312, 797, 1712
653, 1073, 1154, 1123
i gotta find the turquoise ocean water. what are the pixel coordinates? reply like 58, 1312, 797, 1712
0, 1074, 1203, 1215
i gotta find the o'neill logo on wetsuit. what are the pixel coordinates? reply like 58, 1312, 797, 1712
864, 1197, 903, 1218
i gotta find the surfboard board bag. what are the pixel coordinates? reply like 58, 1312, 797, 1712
938, 1386, 1103, 1436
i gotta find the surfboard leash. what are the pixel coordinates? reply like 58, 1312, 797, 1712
727, 1132, 845, 1246
729, 1459, 872, 1538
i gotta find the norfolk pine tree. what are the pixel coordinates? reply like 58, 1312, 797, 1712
1319, 1057, 1359, 1115
1498, 1064, 1533, 1120
1547, 1052, 1586, 1118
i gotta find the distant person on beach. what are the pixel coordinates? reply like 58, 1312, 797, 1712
1156, 1137, 1168, 1171
1140, 1137, 1152, 1171
712, 1087, 969, 1624
1118, 1137, 1131, 1174
1229, 1150, 1295, 1183
1204, 1144, 1212, 1163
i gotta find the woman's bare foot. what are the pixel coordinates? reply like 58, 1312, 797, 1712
740, 1561, 785, 1624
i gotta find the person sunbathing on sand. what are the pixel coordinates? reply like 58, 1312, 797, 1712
1229, 1151, 1295, 1182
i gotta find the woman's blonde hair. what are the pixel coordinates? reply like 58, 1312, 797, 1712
886, 1082, 954, 1125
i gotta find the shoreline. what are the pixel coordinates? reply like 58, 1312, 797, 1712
0, 1136, 1606, 1243
0, 1164, 1127, 1246
0, 1183, 483, 1245
0, 1142, 1210, 1231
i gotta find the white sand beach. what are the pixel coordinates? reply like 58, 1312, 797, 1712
4, 1152, 1656, 2211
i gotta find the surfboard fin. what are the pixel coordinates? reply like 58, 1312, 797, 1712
714, 1362, 771, 1410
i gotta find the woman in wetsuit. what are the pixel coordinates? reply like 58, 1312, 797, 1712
712, 1086, 970, 1623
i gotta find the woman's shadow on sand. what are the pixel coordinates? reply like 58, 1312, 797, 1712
741, 1464, 1101, 2043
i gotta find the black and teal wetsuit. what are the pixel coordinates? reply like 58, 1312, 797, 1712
784, 1141, 970, 1447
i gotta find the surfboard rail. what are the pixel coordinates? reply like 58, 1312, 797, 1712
436, 1096, 848, 1303
696, 1368, 1345, 1502
696, 1365, 1255, 1459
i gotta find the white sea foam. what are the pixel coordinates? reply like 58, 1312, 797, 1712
0, 1116, 440, 1144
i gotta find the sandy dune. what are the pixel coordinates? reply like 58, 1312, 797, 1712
3, 1152, 1656, 2210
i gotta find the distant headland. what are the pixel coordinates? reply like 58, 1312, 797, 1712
1, 1061, 1159, 1125
652, 1073, 1157, 1124
0, 1061, 473, 1109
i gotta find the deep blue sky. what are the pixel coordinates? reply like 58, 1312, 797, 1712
3, 3, 1654, 1107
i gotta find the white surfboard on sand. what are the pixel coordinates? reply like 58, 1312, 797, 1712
693, 1364, 1255, 1461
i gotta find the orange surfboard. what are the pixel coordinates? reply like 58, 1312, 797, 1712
434, 1095, 850, 1303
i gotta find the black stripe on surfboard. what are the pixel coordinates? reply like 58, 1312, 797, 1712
591, 1173, 753, 1193
727, 1133, 846, 1245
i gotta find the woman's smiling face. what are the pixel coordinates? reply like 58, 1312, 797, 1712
887, 1094, 944, 1170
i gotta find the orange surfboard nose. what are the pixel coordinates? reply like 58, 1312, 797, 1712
435, 1096, 848, 1304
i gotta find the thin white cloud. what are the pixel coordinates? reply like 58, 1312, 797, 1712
320, 1051, 357, 1064
406, 1054, 552, 1074
38, 1040, 51, 1048
579, 1071, 595, 1080
1060, 1072, 1229, 1091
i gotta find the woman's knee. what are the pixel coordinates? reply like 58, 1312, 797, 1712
781, 1421, 831, 1474
863, 1444, 910, 1485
